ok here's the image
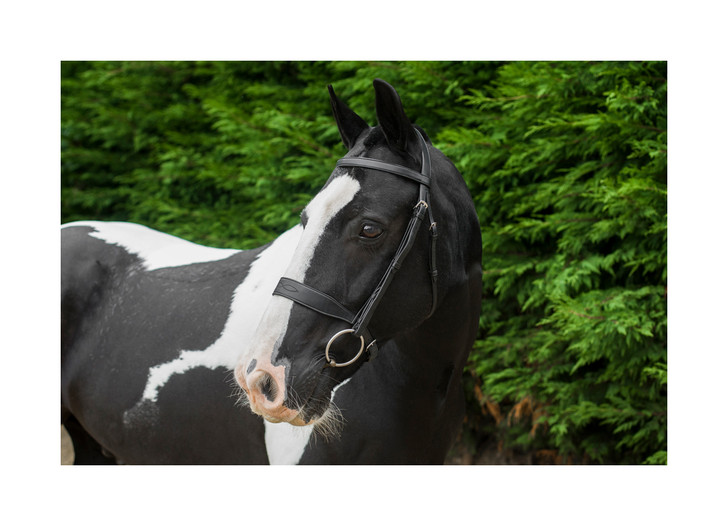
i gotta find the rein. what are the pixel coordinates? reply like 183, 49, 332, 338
272, 130, 438, 367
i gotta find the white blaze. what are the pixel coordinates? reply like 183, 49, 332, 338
246, 174, 361, 367
251, 175, 360, 464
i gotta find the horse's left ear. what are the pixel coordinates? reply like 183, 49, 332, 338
373, 78, 420, 160
329, 84, 369, 150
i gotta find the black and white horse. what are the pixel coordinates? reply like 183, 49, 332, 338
61, 79, 482, 464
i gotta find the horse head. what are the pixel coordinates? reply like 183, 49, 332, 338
234, 79, 481, 433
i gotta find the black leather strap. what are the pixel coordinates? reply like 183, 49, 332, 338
336, 157, 431, 187
274, 277, 355, 324
273, 277, 379, 359
351, 199, 428, 336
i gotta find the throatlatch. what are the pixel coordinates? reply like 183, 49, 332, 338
272, 129, 438, 367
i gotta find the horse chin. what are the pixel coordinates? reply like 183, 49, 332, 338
286, 414, 311, 426
284, 407, 321, 426
256, 411, 308, 426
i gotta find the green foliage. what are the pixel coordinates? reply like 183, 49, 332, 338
61, 61, 667, 464
443, 61, 667, 464
61, 61, 496, 248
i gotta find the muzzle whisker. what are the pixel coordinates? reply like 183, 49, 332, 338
227, 372, 251, 409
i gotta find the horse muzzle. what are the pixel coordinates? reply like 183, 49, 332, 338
234, 362, 310, 426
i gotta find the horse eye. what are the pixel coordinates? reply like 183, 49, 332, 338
360, 223, 383, 239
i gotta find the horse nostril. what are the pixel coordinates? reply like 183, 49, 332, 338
258, 372, 278, 403
246, 359, 257, 375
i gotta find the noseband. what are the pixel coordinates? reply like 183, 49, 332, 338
272, 130, 438, 367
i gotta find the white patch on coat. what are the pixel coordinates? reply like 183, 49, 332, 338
264, 378, 351, 464
131, 225, 303, 405
93, 175, 360, 463
62, 221, 240, 270
124, 175, 358, 410
263, 420, 313, 465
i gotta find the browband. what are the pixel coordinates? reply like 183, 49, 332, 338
336, 157, 431, 187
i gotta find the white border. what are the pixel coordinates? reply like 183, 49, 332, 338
3, 1, 726, 524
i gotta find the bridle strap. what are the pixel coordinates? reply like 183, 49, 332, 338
272, 277, 378, 357
351, 198, 428, 337
335, 157, 431, 187
274, 277, 355, 325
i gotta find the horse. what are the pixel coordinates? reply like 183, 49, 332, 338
61, 78, 482, 464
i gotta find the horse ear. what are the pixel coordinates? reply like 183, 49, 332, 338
328, 84, 369, 150
373, 78, 420, 159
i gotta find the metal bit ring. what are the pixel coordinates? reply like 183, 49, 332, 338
325, 329, 365, 368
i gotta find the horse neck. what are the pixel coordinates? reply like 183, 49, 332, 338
394, 226, 482, 382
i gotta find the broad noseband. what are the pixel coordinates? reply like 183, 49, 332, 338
272, 130, 438, 367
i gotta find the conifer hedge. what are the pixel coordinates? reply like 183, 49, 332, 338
61, 61, 667, 464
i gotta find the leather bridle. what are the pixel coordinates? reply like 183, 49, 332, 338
272, 130, 438, 368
